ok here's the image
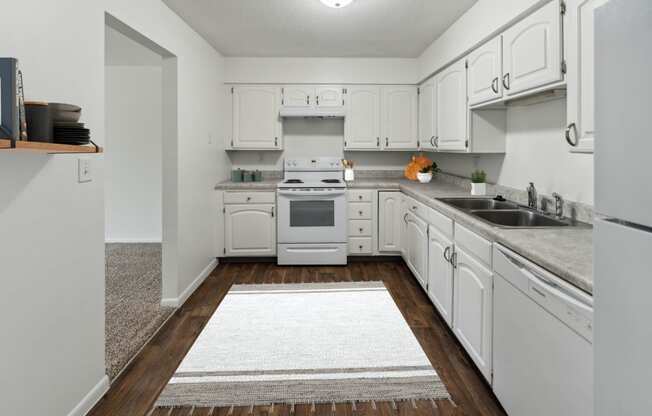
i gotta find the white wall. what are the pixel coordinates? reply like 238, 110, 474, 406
225, 57, 418, 84
105, 65, 163, 243
0, 0, 227, 415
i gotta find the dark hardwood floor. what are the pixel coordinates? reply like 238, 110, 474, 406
88, 260, 506, 416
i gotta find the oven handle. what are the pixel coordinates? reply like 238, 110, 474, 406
277, 190, 346, 197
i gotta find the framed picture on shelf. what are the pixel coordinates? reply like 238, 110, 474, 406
0, 58, 20, 141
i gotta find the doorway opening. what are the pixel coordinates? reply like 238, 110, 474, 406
104, 14, 178, 381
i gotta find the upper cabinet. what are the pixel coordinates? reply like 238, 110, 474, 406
345, 85, 417, 151
281, 85, 345, 110
345, 86, 381, 150
436, 59, 468, 152
231, 85, 282, 150
565, 0, 609, 153
502, 0, 565, 96
418, 78, 437, 151
468, 37, 503, 106
381, 86, 418, 150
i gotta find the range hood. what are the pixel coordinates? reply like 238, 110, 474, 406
279, 108, 346, 118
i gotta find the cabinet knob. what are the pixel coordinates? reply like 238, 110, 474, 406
358, 195, 363, 200
359, 228, 364, 233
359, 245, 363, 250
359, 210, 363, 215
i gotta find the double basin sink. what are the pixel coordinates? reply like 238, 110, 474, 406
438, 197, 579, 228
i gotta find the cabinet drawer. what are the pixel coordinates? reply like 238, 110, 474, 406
427, 207, 454, 238
349, 220, 372, 237
349, 237, 373, 254
224, 191, 276, 204
348, 190, 373, 202
455, 223, 492, 267
348, 203, 372, 219
405, 197, 429, 220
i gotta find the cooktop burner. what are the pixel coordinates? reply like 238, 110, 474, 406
284, 179, 304, 184
321, 179, 341, 184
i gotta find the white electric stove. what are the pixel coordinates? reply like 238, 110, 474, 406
276, 157, 348, 265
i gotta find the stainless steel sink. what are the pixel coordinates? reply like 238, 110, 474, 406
438, 198, 519, 211
437, 197, 584, 228
471, 210, 571, 228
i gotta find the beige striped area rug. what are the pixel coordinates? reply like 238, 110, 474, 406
153, 282, 450, 412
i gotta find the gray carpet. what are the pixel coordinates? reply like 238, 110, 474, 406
105, 243, 175, 381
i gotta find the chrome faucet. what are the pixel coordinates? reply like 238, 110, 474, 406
527, 182, 538, 210
552, 193, 564, 218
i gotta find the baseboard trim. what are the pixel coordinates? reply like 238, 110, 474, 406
161, 258, 218, 308
105, 238, 162, 244
67, 375, 109, 416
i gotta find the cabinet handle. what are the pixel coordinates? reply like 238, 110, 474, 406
451, 252, 458, 268
385, 137, 389, 147
434, 136, 439, 149
359, 210, 363, 216
491, 77, 499, 94
316, 96, 320, 106
358, 195, 363, 200
443, 246, 452, 263
377, 137, 380, 147
359, 245, 363, 250
271, 207, 274, 217
430, 136, 435, 147
565, 122, 579, 147
247, 197, 252, 202
307, 96, 310, 105
502, 73, 511, 90
274, 137, 278, 147
403, 213, 408, 224
359, 228, 364, 233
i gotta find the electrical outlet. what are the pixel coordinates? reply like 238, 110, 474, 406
78, 158, 92, 183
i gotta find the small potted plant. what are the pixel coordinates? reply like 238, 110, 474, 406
417, 162, 438, 184
470, 169, 487, 195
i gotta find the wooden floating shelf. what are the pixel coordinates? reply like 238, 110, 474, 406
0, 139, 103, 154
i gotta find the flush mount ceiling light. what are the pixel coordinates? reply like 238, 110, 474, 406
319, 0, 354, 8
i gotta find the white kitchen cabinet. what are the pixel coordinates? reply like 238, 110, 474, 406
381, 86, 418, 150
224, 204, 276, 256
232, 85, 282, 149
344, 86, 381, 150
428, 225, 454, 327
467, 37, 503, 106
405, 211, 428, 289
418, 78, 437, 151
565, 0, 609, 153
315, 86, 345, 108
378, 192, 402, 252
436, 59, 468, 152
502, 0, 564, 96
453, 246, 493, 382
282, 86, 313, 109
399, 195, 408, 257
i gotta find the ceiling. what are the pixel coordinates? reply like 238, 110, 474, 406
162, 0, 478, 58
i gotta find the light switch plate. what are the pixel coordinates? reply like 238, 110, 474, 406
78, 158, 92, 183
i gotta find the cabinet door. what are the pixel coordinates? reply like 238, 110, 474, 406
468, 37, 503, 106
381, 86, 418, 150
565, 0, 609, 153
282, 86, 313, 109
378, 192, 402, 252
502, 0, 564, 96
224, 204, 276, 256
453, 247, 493, 382
233, 86, 282, 149
316, 86, 344, 108
406, 211, 428, 290
418, 79, 437, 151
344, 86, 381, 150
436, 60, 468, 151
428, 226, 454, 327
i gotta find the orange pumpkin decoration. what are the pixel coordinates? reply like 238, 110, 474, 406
404, 154, 433, 180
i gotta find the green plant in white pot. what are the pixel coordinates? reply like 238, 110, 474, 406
417, 162, 438, 183
470, 170, 487, 195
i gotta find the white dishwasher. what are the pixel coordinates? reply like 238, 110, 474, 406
493, 245, 593, 416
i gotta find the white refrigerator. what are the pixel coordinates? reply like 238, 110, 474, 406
594, 0, 652, 415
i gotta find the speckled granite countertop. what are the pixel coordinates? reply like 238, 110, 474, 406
215, 178, 593, 294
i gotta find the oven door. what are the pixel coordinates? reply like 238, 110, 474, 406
277, 189, 347, 244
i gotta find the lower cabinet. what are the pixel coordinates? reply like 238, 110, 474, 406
405, 211, 428, 289
378, 191, 402, 252
224, 204, 276, 256
453, 246, 494, 382
427, 225, 454, 327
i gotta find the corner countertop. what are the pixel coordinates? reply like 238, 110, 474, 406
215, 178, 593, 295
